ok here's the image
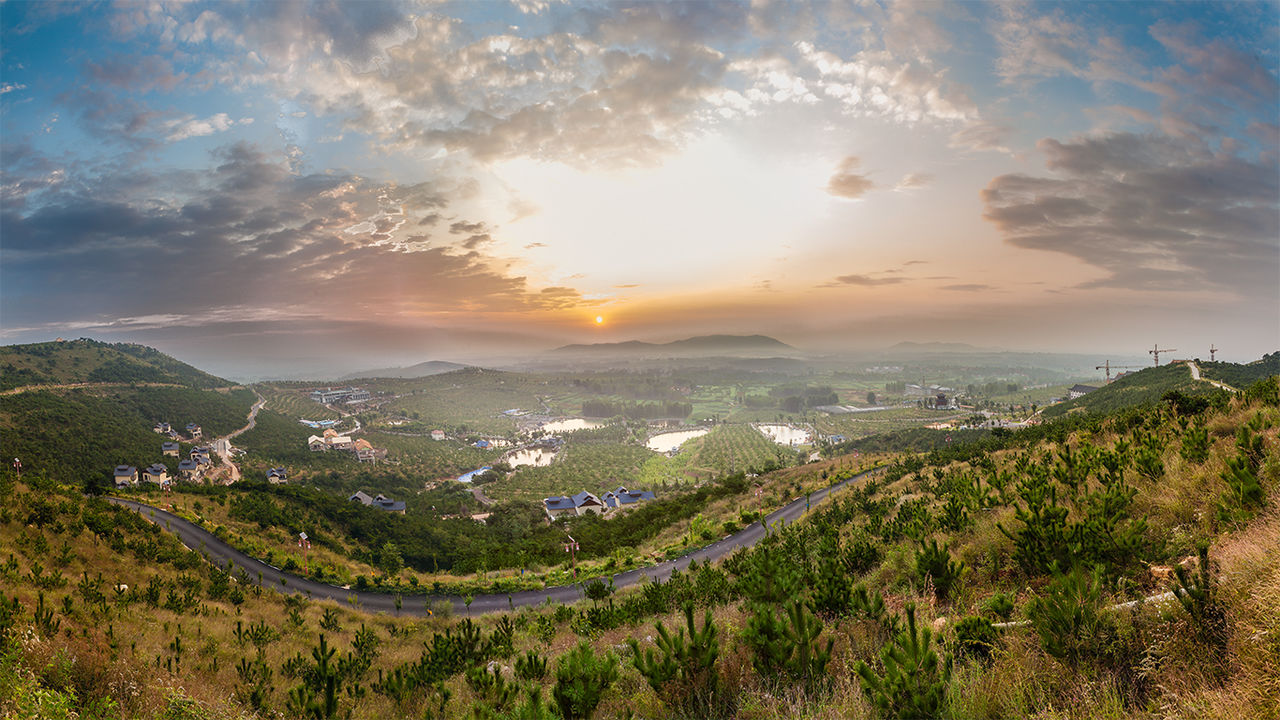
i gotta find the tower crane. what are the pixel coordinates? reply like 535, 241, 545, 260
1149, 344, 1176, 366
1095, 360, 1143, 383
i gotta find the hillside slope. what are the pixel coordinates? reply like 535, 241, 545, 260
0, 338, 231, 391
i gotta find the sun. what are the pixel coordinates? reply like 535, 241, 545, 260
594, 315, 604, 325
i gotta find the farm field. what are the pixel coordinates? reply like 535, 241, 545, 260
812, 405, 967, 437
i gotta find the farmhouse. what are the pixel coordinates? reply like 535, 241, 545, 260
177, 459, 202, 482
153, 422, 171, 434
142, 463, 169, 486
162, 441, 180, 457
185, 423, 202, 439
266, 467, 287, 484
430, 430, 446, 441
114, 465, 138, 488
602, 486, 656, 510
349, 490, 406, 514
543, 491, 607, 520
1068, 384, 1099, 400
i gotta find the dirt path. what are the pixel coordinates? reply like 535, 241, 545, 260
213, 392, 265, 483
1188, 362, 1236, 392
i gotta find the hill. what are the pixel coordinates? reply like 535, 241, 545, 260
0, 338, 231, 391
0, 340, 254, 484
553, 333, 794, 356
1199, 351, 1280, 388
338, 359, 469, 380
1041, 361, 1236, 418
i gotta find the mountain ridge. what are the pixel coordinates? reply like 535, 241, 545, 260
553, 333, 794, 355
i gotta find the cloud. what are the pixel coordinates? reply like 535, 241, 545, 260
824, 274, 906, 287
950, 122, 1012, 153
0, 141, 589, 332
165, 113, 238, 141
524, 242, 547, 249
450, 221, 486, 235
941, 284, 991, 292
895, 172, 933, 190
826, 156, 874, 199
982, 132, 1279, 293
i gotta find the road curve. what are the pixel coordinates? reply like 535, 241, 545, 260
108, 466, 879, 617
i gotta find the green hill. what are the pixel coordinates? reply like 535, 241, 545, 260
1199, 351, 1280, 388
1042, 362, 1227, 418
0, 338, 231, 391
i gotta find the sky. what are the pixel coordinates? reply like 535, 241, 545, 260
2, 0, 1277, 378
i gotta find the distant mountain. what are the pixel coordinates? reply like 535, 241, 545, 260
553, 334, 794, 356
339, 360, 469, 380
0, 338, 232, 391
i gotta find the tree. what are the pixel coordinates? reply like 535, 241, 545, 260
629, 603, 722, 716
553, 642, 618, 720
377, 541, 403, 577
866, 391, 877, 405
856, 604, 951, 719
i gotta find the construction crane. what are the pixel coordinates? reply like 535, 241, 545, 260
1095, 360, 1143, 383
1209, 344, 1218, 362
1149, 344, 1176, 366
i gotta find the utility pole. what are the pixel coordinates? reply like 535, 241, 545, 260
1149, 344, 1176, 366
1209, 344, 1218, 362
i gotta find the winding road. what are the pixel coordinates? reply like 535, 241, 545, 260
107, 466, 879, 616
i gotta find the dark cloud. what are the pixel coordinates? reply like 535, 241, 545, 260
460, 233, 492, 250
983, 132, 1279, 293
826, 156, 874, 199
450, 221, 486, 235
0, 141, 586, 333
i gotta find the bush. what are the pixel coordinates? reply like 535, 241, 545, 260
629, 603, 724, 716
1027, 564, 1113, 667
855, 604, 952, 719
953, 616, 998, 660
552, 642, 618, 720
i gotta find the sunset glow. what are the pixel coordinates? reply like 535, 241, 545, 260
0, 1, 1275, 378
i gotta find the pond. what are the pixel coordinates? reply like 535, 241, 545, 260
646, 428, 710, 453
504, 447, 557, 468
755, 424, 812, 446
540, 418, 604, 433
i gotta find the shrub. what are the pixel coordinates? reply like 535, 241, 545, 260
953, 616, 998, 660
915, 539, 965, 601
855, 604, 952, 719
1027, 564, 1112, 667
552, 642, 618, 720
629, 603, 724, 716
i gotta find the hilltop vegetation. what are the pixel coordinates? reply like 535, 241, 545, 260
1042, 362, 1222, 418
0, 338, 231, 391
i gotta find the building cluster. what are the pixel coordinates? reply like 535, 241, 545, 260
542, 486, 656, 521
114, 444, 214, 489
348, 490, 406, 514
309, 387, 371, 405
307, 428, 385, 463
153, 421, 202, 441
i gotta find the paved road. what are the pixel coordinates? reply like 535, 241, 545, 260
107, 466, 879, 616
